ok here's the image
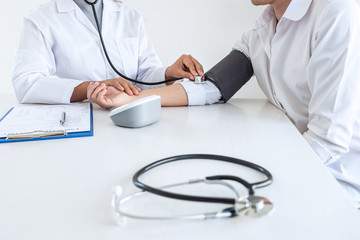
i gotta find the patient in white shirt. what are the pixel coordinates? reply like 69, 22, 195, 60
88, 0, 360, 208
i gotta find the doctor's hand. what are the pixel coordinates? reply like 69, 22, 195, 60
165, 54, 204, 84
100, 78, 141, 96
87, 82, 133, 108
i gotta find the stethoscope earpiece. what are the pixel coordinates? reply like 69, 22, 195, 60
111, 185, 123, 209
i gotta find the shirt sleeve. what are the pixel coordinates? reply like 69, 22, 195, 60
179, 80, 222, 106
232, 28, 252, 59
303, 131, 337, 164
305, 1, 360, 164
12, 17, 83, 104
135, 16, 167, 90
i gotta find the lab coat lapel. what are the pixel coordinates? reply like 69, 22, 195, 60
74, 8, 99, 35
56, 0, 98, 36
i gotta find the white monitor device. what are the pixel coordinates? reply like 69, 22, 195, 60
109, 95, 161, 128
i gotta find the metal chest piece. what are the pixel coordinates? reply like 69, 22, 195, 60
235, 195, 274, 217
194, 76, 205, 84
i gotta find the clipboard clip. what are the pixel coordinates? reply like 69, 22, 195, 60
6, 130, 68, 140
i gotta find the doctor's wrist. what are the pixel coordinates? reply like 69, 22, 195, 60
165, 67, 175, 85
71, 82, 90, 103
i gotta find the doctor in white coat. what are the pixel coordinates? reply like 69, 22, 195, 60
12, 0, 203, 104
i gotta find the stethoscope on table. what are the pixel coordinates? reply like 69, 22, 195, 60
112, 154, 274, 221
84, 0, 205, 85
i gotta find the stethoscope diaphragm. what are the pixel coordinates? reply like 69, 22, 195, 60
236, 195, 274, 217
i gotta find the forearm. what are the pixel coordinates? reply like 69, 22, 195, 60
130, 83, 188, 106
71, 82, 90, 102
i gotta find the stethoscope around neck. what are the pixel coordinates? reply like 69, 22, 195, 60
83, 0, 183, 85
112, 154, 274, 221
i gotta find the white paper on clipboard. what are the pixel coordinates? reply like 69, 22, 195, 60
0, 103, 91, 138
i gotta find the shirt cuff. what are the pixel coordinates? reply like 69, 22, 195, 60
179, 80, 222, 106
21, 77, 83, 104
62, 80, 84, 103
179, 80, 206, 106
303, 131, 336, 165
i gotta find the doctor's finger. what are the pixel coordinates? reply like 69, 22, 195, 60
176, 70, 194, 80
111, 81, 125, 91
189, 55, 204, 76
182, 57, 199, 77
121, 82, 134, 96
128, 82, 140, 95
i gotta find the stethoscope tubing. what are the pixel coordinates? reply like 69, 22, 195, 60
86, 0, 183, 85
132, 154, 273, 205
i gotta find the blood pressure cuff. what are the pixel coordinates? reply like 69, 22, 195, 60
205, 50, 253, 102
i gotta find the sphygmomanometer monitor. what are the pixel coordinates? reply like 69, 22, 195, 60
109, 95, 161, 128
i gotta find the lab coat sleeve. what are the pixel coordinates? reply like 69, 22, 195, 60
135, 16, 167, 90
12, 17, 83, 104
305, 2, 360, 165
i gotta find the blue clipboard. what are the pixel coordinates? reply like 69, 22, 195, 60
0, 104, 93, 144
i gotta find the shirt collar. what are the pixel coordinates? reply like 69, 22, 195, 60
253, 5, 275, 30
282, 0, 313, 21
56, 0, 122, 13
253, 0, 312, 29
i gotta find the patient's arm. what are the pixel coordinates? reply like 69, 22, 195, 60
87, 82, 188, 108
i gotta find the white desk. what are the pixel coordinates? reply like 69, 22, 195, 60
0, 94, 359, 240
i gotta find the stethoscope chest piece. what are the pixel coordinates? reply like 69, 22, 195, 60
236, 195, 274, 217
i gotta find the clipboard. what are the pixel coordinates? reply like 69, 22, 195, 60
0, 103, 93, 143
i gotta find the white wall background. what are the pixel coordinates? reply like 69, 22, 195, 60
1, 1, 265, 98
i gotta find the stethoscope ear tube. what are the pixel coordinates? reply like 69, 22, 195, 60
112, 180, 241, 221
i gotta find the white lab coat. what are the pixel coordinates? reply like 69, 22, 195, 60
12, 0, 166, 104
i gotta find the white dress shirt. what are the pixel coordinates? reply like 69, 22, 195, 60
12, 0, 167, 104
73, 0, 103, 31
181, 0, 360, 206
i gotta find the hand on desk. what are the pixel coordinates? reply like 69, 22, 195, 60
87, 82, 133, 108
71, 77, 140, 103
100, 78, 141, 96
88, 82, 189, 108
